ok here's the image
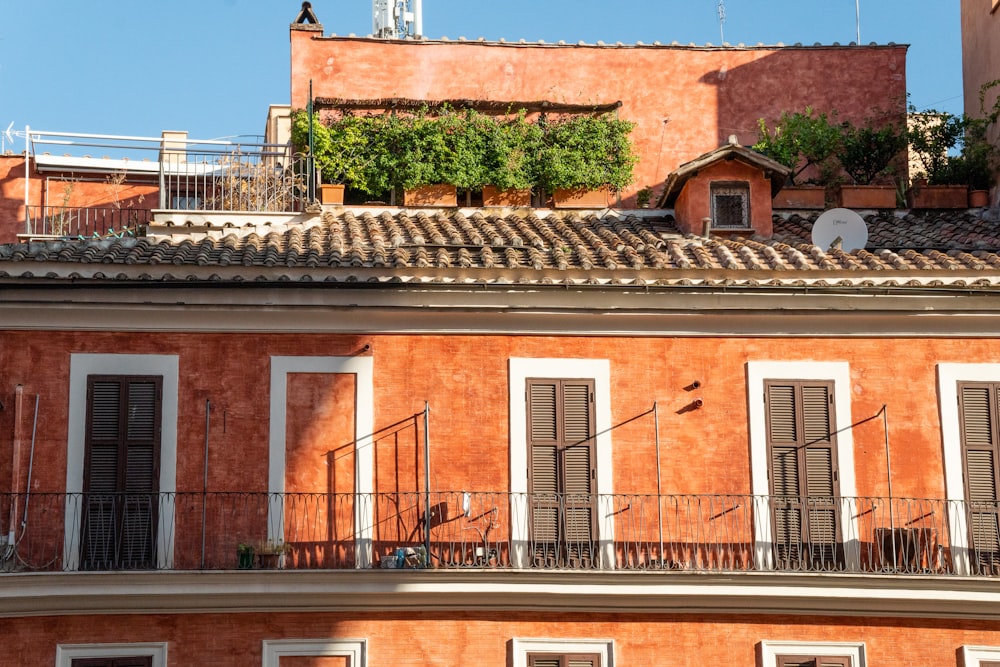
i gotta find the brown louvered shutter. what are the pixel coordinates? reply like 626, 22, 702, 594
958, 382, 1000, 569
527, 378, 596, 567
775, 656, 850, 667
83, 376, 161, 570
528, 654, 600, 667
765, 380, 840, 569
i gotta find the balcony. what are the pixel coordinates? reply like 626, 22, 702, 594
24, 205, 153, 239
0, 492, 994, 577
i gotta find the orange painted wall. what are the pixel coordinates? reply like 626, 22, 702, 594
8, 610, 1000, 666
0, 329, 986, 503
290, 32, 907, 204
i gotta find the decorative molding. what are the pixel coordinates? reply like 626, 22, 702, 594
760, 640, 864, 667
512, 638, 614, 667
262, 639, 366, 667
56, 642, 167, 667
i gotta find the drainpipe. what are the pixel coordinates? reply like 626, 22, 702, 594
423, 401, 431, 563
23, 128, 29, 235
653, 402, 664, 565
201, 399, 210, 569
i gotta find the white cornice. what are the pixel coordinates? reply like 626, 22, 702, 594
4, 570, 1000, 619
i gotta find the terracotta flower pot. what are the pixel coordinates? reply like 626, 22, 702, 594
772, 185, 826, 210
320, 184, 345, 205
835, 185, 897, 209
906, 185, 968, 209
403, 184, 458, 207
970, 189, 989, 208
482, 186, 532, 207
551, 188, 609, 209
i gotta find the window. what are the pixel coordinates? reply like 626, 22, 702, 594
760, 641, 862, 667
72, 659, 152, 667
963, 645, 1000, 666
261, 639, 366, 667
765, 379, 841, 569
527, 378, 596, 568
747, 361, 859, 571
509, 358, 614, 569
56, 643, 166, 667
529, 654, 601, 667
512, 639, 613, 667
957, 382, 1000, 573
711, 181, 750, 228
774, 656, 850, 667
81, 375, 162, 570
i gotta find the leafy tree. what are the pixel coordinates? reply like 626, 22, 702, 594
753, 109, 840, 185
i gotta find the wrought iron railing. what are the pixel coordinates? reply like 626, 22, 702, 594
24, 205, 152, 239
159, 149, 314, 213
0, 492, 993, 576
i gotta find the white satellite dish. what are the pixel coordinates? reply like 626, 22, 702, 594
811, 207, 868, 252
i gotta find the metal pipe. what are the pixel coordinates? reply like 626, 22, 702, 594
19, 394, 39, 538
201, 399, 211, 569
413, 0, 423, 37
883, 404, 896, 565
653, 401, 664, 565
423, 401, 431, 563
23, 127, 30, 235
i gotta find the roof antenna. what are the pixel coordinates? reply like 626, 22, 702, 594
717, 0, 726, 43
374, 0, 423, 39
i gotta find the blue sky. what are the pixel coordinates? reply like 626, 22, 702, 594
0, 0, 961, 148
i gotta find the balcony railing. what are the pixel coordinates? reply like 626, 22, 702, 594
24, 205, 152, 239
159, 150, 314, 213
0, 492, 994, 576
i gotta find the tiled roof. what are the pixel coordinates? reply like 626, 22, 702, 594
2, 208, 1000, 289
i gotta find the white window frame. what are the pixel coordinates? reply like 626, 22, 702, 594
746, 361, 859, 570
962, 645, 1000, 666
269, 356, 375, 568
56, 642, 168, 667
65, 354, 179, 570
937, 363, 1000, 575
512, 639, 614, 667
509, 358, 614, 569
262, 639, 366, 667
760, 640, 864, 667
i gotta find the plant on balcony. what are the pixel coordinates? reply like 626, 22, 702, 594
752, 108, 840, 186
907, 109, 968, 186
291, 110, 374, 188
536, 113, 637, 193
835, 117, 905, 185
483, 110, 543, 192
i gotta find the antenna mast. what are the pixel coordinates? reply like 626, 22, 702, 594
717, 0, 726, 43
373, 0, 423, 39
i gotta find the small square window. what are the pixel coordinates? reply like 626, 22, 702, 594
711, 181, 750, 228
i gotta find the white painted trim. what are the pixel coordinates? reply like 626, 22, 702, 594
512, 638, 614, 667
65, 354, 179, 570
509, 358, 614, 569
937, 363, 1000, 576
962, 645, 1000, 667
760, 640, 865, 667
269, 356, 375, 568
746, 361, 858, 570
56, 642, 168, 667
262, 639, 366, 667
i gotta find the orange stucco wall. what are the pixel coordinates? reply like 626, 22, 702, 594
9, 610, 1000, 666
290, 31, 907, 204
0, 330, 980, 503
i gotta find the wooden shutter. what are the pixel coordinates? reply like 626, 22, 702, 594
527, 378, 596, 567
775, 656, 850, 667
83, 375, 161, 570
765, 380, 840, 568
72, 658, 153, 667
958, 382, 1000, 568
528, 654, 600, 667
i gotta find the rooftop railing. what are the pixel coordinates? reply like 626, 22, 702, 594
24, 205, 152, 239
1, 492, 993, 577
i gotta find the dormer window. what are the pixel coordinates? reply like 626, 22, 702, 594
711, 181, 750, 229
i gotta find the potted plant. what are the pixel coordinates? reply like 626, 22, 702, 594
481, 110, 541, 207
906, 109, 971, 208
834, 116, 905, 208
256, 538, 291, 569
397, 109, 460, 206
754, 108, 840, 209
537, 113, 636, 208
237, 542, 255, 570
291, 111, 370, 205
636, 186, 653, 209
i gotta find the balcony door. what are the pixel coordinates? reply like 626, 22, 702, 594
765, 379, 842, 570
82, 375, 162, 570
958, 382, 1000, 573
527, 378, 596, 568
